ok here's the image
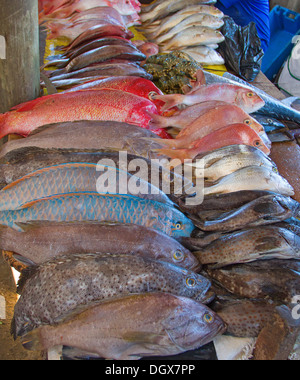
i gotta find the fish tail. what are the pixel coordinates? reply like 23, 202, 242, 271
46, 22, 61, 40
21, 329, 44, 351
147, 111, 170, 129
152, 94, 185, 113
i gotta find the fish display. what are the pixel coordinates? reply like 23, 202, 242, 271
206, 260, 300, 304
0, 222, 199, 270
20, 293, 225, 360
194, 226, 300, 268
12, 253, 212, 338
0, 192, 195, 237
0, 90, 160, 139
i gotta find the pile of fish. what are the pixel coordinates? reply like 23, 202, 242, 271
0, 0, 298, 361
139, 0, 225, 66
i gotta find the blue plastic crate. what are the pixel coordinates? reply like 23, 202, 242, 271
262, 5, 300, 81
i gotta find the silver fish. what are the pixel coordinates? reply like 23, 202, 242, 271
182, 47, 225, 66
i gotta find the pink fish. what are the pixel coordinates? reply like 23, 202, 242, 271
154, 124, 270, 163
0, 90, 160, 139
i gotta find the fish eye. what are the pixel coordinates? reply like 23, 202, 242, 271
203, 313, 214, 324
254, 140, 261, 147
173, 250, 185, 262
186, 277, 196, 288
247, 92, 254, 98
175, 222, 183, 230
244, 119, 251, 125
148, 91, 158, 100
267, 119, 273, 123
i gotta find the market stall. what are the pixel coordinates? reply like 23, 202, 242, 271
0, 0, 299, 361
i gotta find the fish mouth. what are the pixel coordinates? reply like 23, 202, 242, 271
197, 289, 215, 304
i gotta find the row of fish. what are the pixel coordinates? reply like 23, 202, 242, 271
139, 1, 225, 66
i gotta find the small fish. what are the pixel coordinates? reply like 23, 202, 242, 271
195, 226, 300, 268
0, 222, 199, 270
160, 26, 225, 51
150, 104, 265, 149
182, 46, 225, 66
206, 260, 300, 304
153, 81, 265, 113
154, 124, 270, 163
204, 166, 294, 197
0, 89, 158, 139
12, 253, 212, 338
0, 192, 195, 238
20, 293, 225, 359
190, 145, 277, 182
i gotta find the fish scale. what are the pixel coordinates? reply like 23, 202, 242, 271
0, 192, 195, 238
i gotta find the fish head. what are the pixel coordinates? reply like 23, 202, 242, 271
246, 115, 265, 135
236, 88, 265, 113
171, 216, 195, 238
113, 0, 138, 15
249, 131, 271, 155
163, 299, 226, 350
171, 246, 202, 272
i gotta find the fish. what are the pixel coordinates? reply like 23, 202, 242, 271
204, 70, 300, 124
0, 121, 170, 161
0, 163, 173, 211
65, 45, 146, 72
155, 14, 224, 44
149, 104, 265, 149
0, 89, 159, 139
12, 253, 211, 338
184, 193, 300, 233
206, 260, 300, 304
194, 226, 300, 268
20, 293, 225, 359
160, 27, 225, 51
48, 62, 153, 81
140, 0, 219, 24
182, 46, 225, 66
212, 297, 277, 338
152, 82, 265, 113
251, 113, 286, 134
0, 222, 199, 270
189, 145, 277, 182
0, 148, 195, 202
204, 166, 294, 197
0, 192, 195, 238
154, 124, 270, 163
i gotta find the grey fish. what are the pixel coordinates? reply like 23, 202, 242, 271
209, 71, 300, 124
12, 253, 212, 338
0, 222, 199, 270
21, 293, 226, 360
206, 260, 300, 304
195, 226, 300, 268
251, 113, 286, 133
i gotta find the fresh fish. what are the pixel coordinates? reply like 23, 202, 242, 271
251, 113, 286, 133
181, 193, 300, 232
20, 293, 225, 359
206, 260, 300, 304
65, 45, 146, 72
154, 124, 270, 162
204, 166, 294, 197
48, 62, 153, 81
206, 71, 300, 124
0, 222, 199, 270
182, 46, 225, 66
0, 192, 195, 238
62, 6, 127, 26
150, 104, 265, 149
0, 121, 170, 161
0, 148, 195, 202
160, 27, 224, 51
12, 253, 211, 337
194, 226, 300, 268
140, 0, 219, 24
0, 89, 158, 139
155, 14, 224, 44
0, 163, 172, 211
190, 145, 277, 182
153, 82, 265, 114
212, 297, 276, 338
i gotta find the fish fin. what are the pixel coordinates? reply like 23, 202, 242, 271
40, 72, 58, 95
62, 346, 100, 360
152, 147, 188, 163
17, 265, 39, 295
0, 113, 9, 139
21, 329, 43, 351
10, 96, 52, 113
147, 111, 170, 129
280, 96, 299, 108
182, 84, 193, 94
13, 254, 36, 267
122, 331, 164, 345
152, 94, 185, 113
141, 137, 179, 148
276, 305, 300, 327
195, 69, 207, 86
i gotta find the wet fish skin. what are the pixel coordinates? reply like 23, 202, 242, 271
20, 293, 225, 359
204, 166, 294, 197
251, 113, 286, 133
195, 226, 300, 268
12, 253, 211, 338
0, 222, 199, 270
182, 46, 225, 66
206, 260, 300, 304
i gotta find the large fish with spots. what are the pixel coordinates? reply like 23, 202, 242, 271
0, 192, 195, 238
12, 253, 212, 338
